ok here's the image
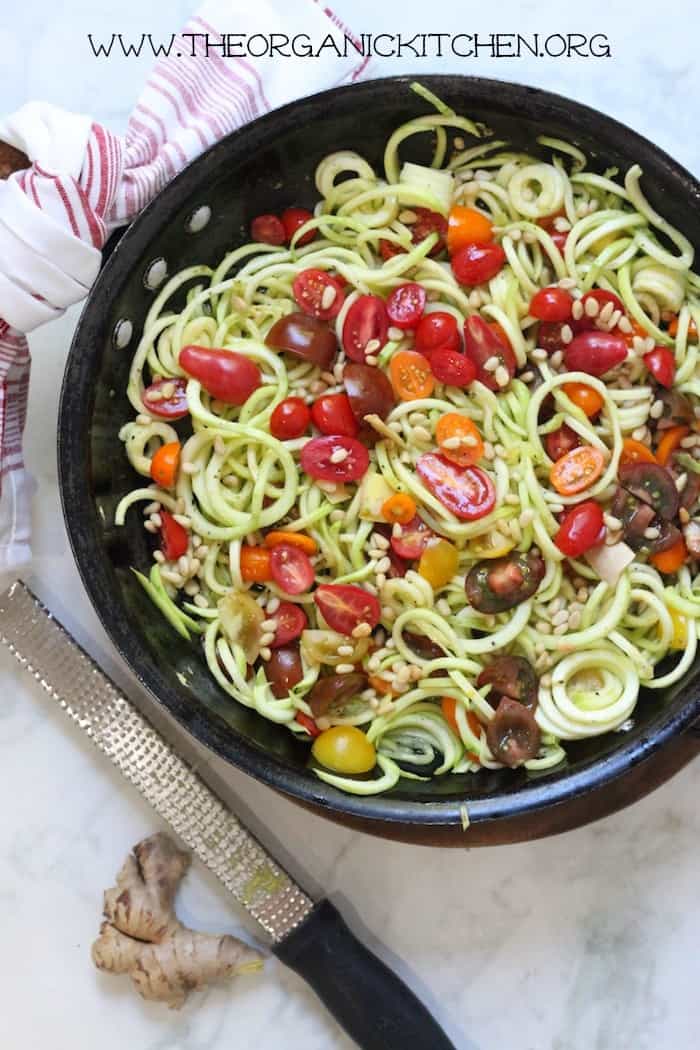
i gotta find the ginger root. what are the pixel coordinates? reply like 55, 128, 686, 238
92, 832, 263, 1008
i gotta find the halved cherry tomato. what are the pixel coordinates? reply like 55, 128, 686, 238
293, 269, 344, 320
487, 322, 511, 350
368, 675, 397, 697
179, 346, 261, 405
561, 382, 604, 418
311, 392, 358, 438
379, 238, 406, 261
314, 584, 381, 636
389, 350, 435, 401
159, 511, 188, 560
644, 346, 675, 389
418, 539, 459, 588
282, 207, 315, 246
266, 313, 337, 369
381, 493, 417, 525
656, 425, 689, 467
143, 377, 189, 420
295, 711, 321, 737
463, 315, 517, 391
537, 211, 568, 253
436, 413, 484, 466
668, 316, 698, 340
410, 208, 448, 256
430, 348, 477, 388
563, 331, 628, 376
271, 602, 308, 648
576, 289, 625, 329
386, 282, 427, 330
441, 696, 482, 746
414, 311, 461, 355
269, 543, 315, 594
300, 435, 370, 483
343, 363, 395, 424
554, 500, 605, 557
417, 453, 496, 521
270, 397, 311, 440
486, 697, 540, 766
240, 545, 272, 582
529, 287, 573, 322
390, 514, 435, 559
537, 321, 568, 354
343, 295, 389, 362
651, 536, 687, 574
251, 214, 286, 245
550, 445, 605, 495
267, 646, 303, 698
150, 441, 180, 489
620, 438, 656, 466
447, 206, 493, 254
451, 242, 506, 286
544, 424, 580, 463
264, 531, 317, 555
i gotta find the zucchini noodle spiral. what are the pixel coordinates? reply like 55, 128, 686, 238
116, 83, 700, 796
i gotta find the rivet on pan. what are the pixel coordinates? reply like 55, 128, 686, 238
186, 205, 211, 233
144, 258, 168, 290
113, 319, 133, 349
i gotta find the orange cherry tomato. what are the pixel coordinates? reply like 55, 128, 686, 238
618, 320, 650, 347
368, 674, 397, 697
668, 316, 698, 340
620, 438, 657, 466
651, 536, 687, 574
389, 350, 435, 401
550, 445, 605, 496
656, 425, 689, 467
150, 441, 181, 489
561, 382, 604, 419
435, 413, 484, 466
264, 530, 317, 555
381, 493, 417, 525
446, 205, 494, 254
441, 697, 482, 759
240, 546, 272, 582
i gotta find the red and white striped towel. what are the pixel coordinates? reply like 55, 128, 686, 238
0, 0, 370, 586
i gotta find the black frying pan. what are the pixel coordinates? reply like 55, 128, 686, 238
58, 75, 700, 844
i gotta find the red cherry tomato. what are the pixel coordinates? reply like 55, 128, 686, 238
537, 211, 569, 253
143, 378, 189, 420
390, 515, 435, 560
314, 584, 381, 636
179, 346, 261, 405
300, 435, 370, 483
159, 511, 188, 560
269, 543, 315, 595
537, 321, 568, 354
552, 231, 568, 252
281, 207, 315, 246
295, 711, 321, 737
451, 242, 506, 286
554, 501, 605, 557
544, 424, 580, 462
414, 312, 461, 355
270, 397, 311, 440
311, 393, 358, 438
379, 239, 405, 261
529, 287, 573, 322
293, 269, 344, 320
576, 289, 626, 330
417, 453, 496, 521
342, 295, 389, 362
271, 602, 308, 647
564, 331, 628, 377
644, 346, 676, 389
411, 208, 449, 255
463, 316, 517, 391
386, 283, 427, 330
430, 348, 477, 388
251, 214, 286, 245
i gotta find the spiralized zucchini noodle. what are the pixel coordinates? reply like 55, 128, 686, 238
116, 83, 700, 796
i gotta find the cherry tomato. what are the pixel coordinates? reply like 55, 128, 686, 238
414, 311, 461, 355
451, 242, 506, 286
293, 269, 344, 320
300, 435, 370, 483
281, 207, 315, 246
529, 287, 573, 322
544, 424, 580, 462
435, 413, 484, 466
537, 321, 568, 354
619, 462, 679, 521
577, 289, 625, 329
429, 348, 477, 388
270, 602, 308, 648
447, 205, 493, 255
143, 377, 189, 420
381, 493, 417, 525
264, 531, 316, 555
486, 698, 540, 767
159, 510, 188, 560
269, 543, 315, 595
411, 208, 448, 256
240, 546, 272, 583
668, 316, 698, 340
270, 397, 311, 440
650, 535, 688, 574
342, 295, 388, 362
644, 346, 676, 389
389, 350, 435, 400
561, 382, 604, 418
620, 438, 657, 467
308, 673, 369, 718
564, 331, 628, 376
295, 711, 321, 737
418, 539, 459, 589
537, 212, 569, 253
150, 441, 180, 489
343, 363, 395, 423
379, 239, 406, 261
550, 445, 605, 496
266, 313, 337, 369
554, 500, 605, 557
417, 453, 496, 521
267, 646, 303, 698
463, 315, 517, 391
477, 656, 539, 710
311, 392, 358, 437
386, 282, 427, 329
179, 346, 261, 405
312, 725, 376, 774
390, 514, 435, 559
314, 583, 381, 636
251, 214, 286, 245
466, 551, 546, 614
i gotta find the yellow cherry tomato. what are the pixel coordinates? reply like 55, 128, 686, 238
468, 529, 516, 560
312, 726, 376, 775
669, 608, 688, 651
418, 539, 459, 589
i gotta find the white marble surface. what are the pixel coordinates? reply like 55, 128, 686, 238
2, 1, 700, 1048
